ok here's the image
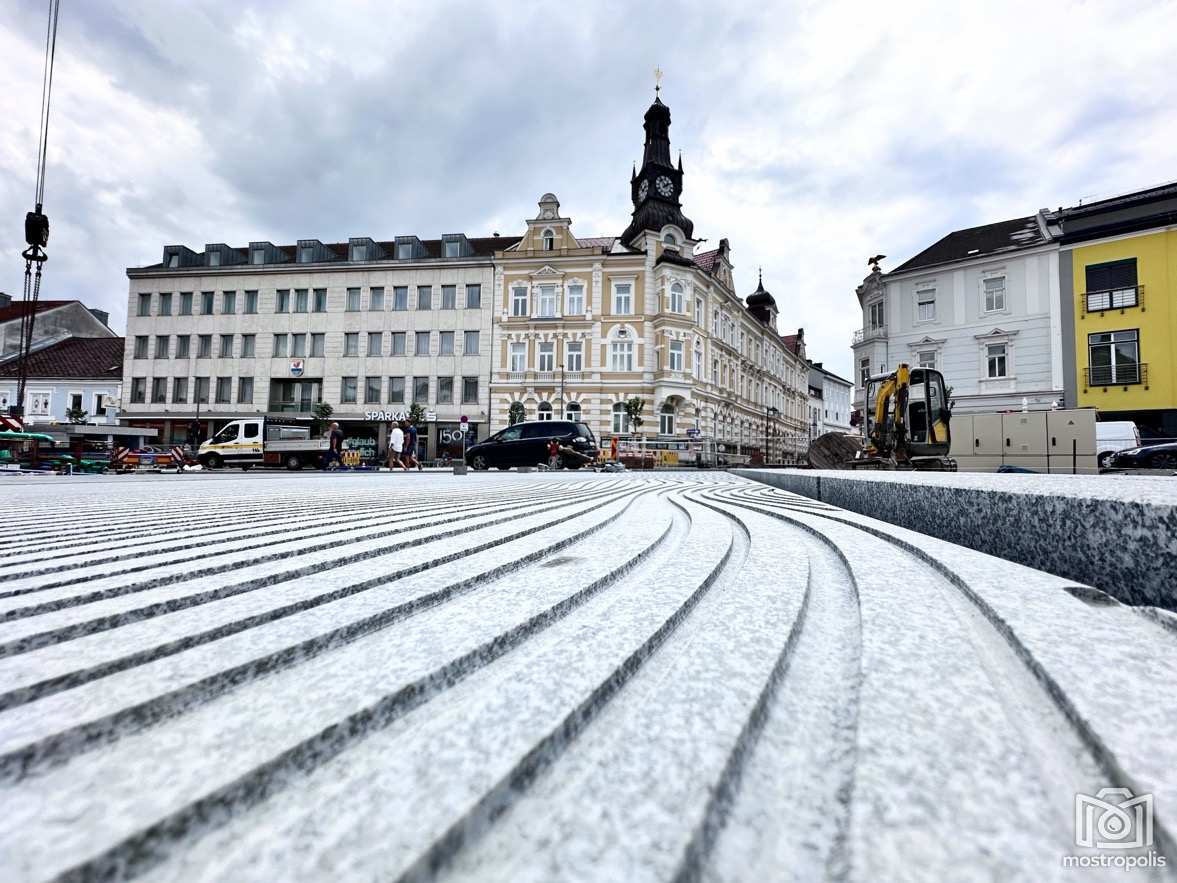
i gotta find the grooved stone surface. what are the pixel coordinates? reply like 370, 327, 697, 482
1, 472, 1175, 883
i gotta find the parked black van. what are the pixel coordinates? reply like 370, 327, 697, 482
465, 420, 598, 470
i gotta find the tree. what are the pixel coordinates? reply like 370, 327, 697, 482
623, 397, 644, 432
311, 400, 333, 436
408, 402, 426, 426
508, 401, 525, 426
66, 407, 88, 424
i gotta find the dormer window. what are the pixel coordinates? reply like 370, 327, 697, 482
444, 240, 460, 258
208, 251, 221, 267
542, 229, 555, 251
299, 246, 314, 263
664, 232, 678, 248
352, 244, 367, 262
251, 249, 264, 265
396, 243, 412, 260
168, 254, 179, 268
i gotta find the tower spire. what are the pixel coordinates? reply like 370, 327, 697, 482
654, 66, 663, 98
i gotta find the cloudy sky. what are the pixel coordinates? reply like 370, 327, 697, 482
1, 0, 1175, 377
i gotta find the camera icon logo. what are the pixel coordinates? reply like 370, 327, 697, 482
1075, 788, 1154, 850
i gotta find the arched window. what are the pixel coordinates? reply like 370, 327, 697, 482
542, 229, 555, 251
612, 402, 630, 434
538, 401, 553, 421
663, 232, 677, 247
659, 402, 676, 435
670, 282, 685, 313
565, 400, 581, 422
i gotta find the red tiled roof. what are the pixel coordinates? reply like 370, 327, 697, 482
0, 300, 75, 325
780, 334, 802, 355
0, 337, 125, 380
692, 249, 720, 272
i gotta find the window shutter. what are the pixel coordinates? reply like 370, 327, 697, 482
1085, 258, 1136, 292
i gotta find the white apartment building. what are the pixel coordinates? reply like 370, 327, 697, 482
123, 234, 515, 458
806, 361, 853, 437
852, 214, 1064, 415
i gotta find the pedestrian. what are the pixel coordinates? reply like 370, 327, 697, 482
404, 420, 423, 471
610, 435, 619, 461
321, 421, 345, 470
548, 437, 560, 470
389, 421, 408, 470
186, 419, 201, 451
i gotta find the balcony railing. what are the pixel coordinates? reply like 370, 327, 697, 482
1081, 285, 1143, 317
1084, 363, 1147, 389
851, 325, 886, 346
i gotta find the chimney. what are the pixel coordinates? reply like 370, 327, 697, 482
0, 292, 11, 309
88, 308, 111, 327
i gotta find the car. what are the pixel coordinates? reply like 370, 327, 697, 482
466, 420, 598, 471
1108, 441, 1177, 470
1096, 420, 1141, 468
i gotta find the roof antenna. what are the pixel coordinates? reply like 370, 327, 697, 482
654, 66, 663, 98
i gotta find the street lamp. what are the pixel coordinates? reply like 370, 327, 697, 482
765, 405, 779, 466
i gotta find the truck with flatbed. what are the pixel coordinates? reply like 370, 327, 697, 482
197, 418, 329, 470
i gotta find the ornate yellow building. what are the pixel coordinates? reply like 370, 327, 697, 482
490, 93, 809, 463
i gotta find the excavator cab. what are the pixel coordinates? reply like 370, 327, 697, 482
860, 364, 954, 468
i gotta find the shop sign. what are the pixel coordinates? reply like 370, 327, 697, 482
364, 410, 408, 422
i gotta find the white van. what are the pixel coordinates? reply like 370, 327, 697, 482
1096, 420, 1141, 467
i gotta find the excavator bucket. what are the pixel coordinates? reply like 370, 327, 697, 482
806, 432, 866, 469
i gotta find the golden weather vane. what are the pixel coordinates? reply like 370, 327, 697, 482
654, 66, 663, 95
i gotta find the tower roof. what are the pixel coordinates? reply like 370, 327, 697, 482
746, 269, 776, 307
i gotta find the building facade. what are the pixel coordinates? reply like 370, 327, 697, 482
122, 235, 515, 455
0, 336, 122, 426
1048, 183, 1177, 437
490, 96, 809, 463
852, 216, 1064, 416
808, 361, 853, 436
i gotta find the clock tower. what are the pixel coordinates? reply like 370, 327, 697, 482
620, 93, 695, 247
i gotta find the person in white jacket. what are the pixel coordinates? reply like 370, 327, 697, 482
388, 424, 407, 470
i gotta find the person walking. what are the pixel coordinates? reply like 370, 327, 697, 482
404, 420, 423, 471
389, 421, 407, 471
548, 437, 560, 470
321, 422, 345, 470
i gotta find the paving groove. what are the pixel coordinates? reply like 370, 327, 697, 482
1, 472, 1174, 883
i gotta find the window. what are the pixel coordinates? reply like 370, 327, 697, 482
393, 286, 408, 310
537, 285, 557, 318
346, 288, 361, 312
215, 377, 232, 404
237, 377, 254, 404
441, 285, 457, 310
537, 401, 553, 421
391, 332, 406, 356
137, 293, 152, 317
176, 335, 191, 358
417, 286, 432, 310
194, 377, 210, 404
1085, 259, 1139, 311
276, 290, 290, 313
566, 341, 582, 372
512, 286, 529, 317
173, 377, 188, 404
130, 378, 146, 404
463, 331, 479, 355
542, 228, 555, 251
299, 245, 314, 263
396, 242, 413, 260
538, 341, 555, 372
566, 283, 584, 315
694, 297, 703, 326
466, 284, 481, 309
310, 333, 325, 357
154, 335, 169, 358
158, 293, 172, 316
444, 240, 460, 258
344, 333, 359, 357
272, 334, 288, 357
251, 248, 264, 265
860, 357, 870, 386
219, 334, 234, 358
659, 403, 675, 435
198, 335, 213, 358
986, 343, 1008, 378
312, 288, 327, 312
612, 401, 629, 434
917, 350, 937, 369
388, 376, 405, 403
916, 289, 935, 322
179, 292, 193, 315
370, 287, 384, 311
462, 376, 479, 404
509, 342, 527, 373
244, 290, 258, 314
241, 334, 256, 358
436, 376, 453, 403
670, 282, 685, 313
415, 331, 430, 355
200, 291, 215, 315
668, 340, 684, 371
664, 232, 678, 247
983, 276, 1006, 312
413, 376, 429, 403
565, 401, 581, 422
352, 243, 368, 262
613, 282, 632, 314
223, 291, 237, 314
439, 331, 454, 355
365, 376, 382, 404
341, 376, 357, 403
610, 340, 634, 371
1088, 329, 1140, 385
294, 289, 308, 313
868, 300, 885, 329
151, 378, 167, 404
290, 334, 306, 357
694, 340, 703, 378
367, 332, 383, 357
208, 251, 221, 267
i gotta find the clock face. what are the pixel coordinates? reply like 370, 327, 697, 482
656, 175, 674, 197
638, 180, 649, 201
